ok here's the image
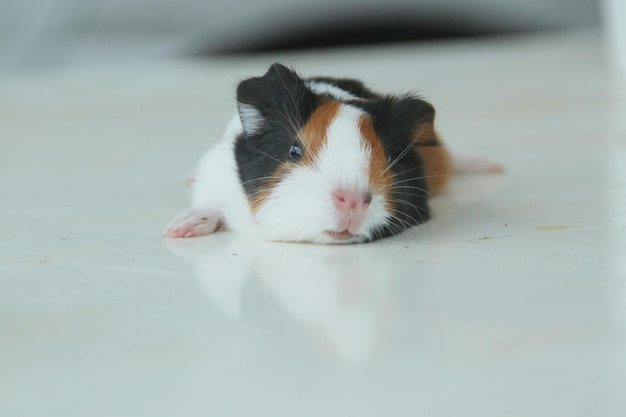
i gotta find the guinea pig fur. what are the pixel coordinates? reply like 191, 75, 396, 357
165, 63, 452, 244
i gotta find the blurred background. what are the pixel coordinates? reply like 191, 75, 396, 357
0, 0, 602, 73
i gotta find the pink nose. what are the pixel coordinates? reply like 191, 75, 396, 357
332, 189, 372, 213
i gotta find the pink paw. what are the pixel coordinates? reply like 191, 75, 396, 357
164, 207, 223, 238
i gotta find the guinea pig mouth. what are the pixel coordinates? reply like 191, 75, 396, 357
326, 229, 354, 241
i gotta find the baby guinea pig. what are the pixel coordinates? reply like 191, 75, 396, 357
165, 63, 453, 244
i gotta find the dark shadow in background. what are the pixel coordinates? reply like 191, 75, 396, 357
201, 15, 546, 55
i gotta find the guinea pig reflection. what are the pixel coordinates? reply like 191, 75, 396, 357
164, 235, 395, 362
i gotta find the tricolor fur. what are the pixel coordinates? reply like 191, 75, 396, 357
165, 63, 452, 244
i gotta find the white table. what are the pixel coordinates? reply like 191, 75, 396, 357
1, 30, 624, 417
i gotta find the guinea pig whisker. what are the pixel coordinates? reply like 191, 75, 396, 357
280, 103, 302, 135
390, 177, 426, 186
391, 191, 431, 200
392, 198, 421, 213
388, 206, 417, 224
390, 198, 422, 217
276, 68, 301, 115
388, 212, 416, 230
392, 182, 432, 191
379, 217, 403, 236
241, 175, 283, 186
247, 144, 285, 165
379, 168, 420, 186
383, 143, 416, 175
264, 100, 300, 137
391, 185, 434, 198
380, 222, 402, 237
381, 169, 450, 192
386, 166, 421, 178
271, 68, 307, 138
391, 200, 426, 224
382, 127, 425, 175
390, 173, 448, 186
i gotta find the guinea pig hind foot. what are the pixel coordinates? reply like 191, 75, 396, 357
451, 152, 504, 174
164, 207, 223, 238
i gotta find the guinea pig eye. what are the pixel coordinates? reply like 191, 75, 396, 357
289, 144, 303, 162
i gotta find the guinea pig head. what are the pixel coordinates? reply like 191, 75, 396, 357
234, 64, 443, 243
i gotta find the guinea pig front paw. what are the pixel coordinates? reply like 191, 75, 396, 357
164, 207, 224, 238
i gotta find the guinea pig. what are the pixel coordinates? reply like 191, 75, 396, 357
165, 63, 455, 244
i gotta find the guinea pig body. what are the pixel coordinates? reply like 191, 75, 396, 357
165, 63, 452, 244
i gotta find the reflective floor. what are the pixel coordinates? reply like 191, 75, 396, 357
1, 31, 625, 417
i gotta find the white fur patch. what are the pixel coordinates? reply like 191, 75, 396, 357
307, 81, 357, 101
191, 114, 256, 234
237, 103, 264, 135
316, 105, 371, 193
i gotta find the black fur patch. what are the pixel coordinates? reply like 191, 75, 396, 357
306, 76, 382, 100
356, 96, 436, 240
235, 64, 320, 199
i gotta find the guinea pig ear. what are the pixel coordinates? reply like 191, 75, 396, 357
236, 63, 317, 136
373, 96, 451, 194
371, 95, 440, 146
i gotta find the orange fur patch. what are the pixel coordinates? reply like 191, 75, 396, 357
299, 101, 341, 165
415, 141, 452, 195
411, 121, 452, 195
358, 116, 394, 211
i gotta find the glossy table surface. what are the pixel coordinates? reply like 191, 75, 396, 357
1, 31, 625, 417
